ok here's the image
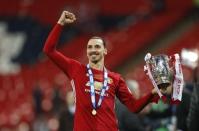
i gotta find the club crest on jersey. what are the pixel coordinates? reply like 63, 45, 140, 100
86, 81, 109, 91
86, 73, 113, 85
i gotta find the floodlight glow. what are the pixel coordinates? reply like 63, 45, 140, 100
181, 48, 199, 69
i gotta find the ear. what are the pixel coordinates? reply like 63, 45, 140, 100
104, 48, 107, 55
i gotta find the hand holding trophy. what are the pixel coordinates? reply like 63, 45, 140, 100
144, 53, 184, 104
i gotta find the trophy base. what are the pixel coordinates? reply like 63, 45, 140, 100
158, 83, 170, 89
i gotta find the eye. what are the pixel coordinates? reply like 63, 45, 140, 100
87, 45, 92, 49
95, 45, 101, 49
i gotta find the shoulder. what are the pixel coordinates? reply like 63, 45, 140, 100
107, 70, 122, 82
71, 59, 85, 69
78, 63, 88, 71
70, 60, 87, 76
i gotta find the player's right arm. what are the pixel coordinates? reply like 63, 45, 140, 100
43, 11, 79, 79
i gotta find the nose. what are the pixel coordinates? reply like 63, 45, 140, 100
89, 47, 97, 52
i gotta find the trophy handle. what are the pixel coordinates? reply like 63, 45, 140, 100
144, 64, 163, 98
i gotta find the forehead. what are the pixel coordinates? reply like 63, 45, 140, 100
87, 38, 104, 46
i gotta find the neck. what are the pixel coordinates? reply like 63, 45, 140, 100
89, 61, 104, 71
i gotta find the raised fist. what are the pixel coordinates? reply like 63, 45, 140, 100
57, 11, 76, 26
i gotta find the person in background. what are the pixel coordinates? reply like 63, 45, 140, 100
187, 51, 199, 131
58, 90, 74, 131
116, 79, 145, 131
32, 82, 43, 116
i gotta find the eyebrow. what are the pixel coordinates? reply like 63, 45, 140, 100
87, 43, 102, 46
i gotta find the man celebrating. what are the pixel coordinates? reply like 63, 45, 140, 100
43, 11, 161, 131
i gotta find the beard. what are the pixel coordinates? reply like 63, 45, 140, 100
90, 54, 103, 64
91, 60, 98, 64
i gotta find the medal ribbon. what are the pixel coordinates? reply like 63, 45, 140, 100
171, 54, 184, 104
87, 64, 108, 110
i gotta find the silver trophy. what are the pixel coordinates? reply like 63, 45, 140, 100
144, 53, 173, 91
144, 53, 184, 102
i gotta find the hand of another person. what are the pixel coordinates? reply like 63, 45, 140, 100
152, 84, 172, 95
159, 85, 172, 95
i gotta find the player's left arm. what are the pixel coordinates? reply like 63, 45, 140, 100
116, 77, 155, 113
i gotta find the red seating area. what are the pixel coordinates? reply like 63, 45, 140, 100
0, 0, 153, 24
0, 62, 69, 128
53, 3, 192, 69
105, 10, 190, 69
126, 22, 199, 95
0, 0, 192, 24
0, 74, 34, 127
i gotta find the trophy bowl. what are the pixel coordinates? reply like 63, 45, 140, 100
145, 54, 173, 89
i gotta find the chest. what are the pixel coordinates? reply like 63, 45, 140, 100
74, 69, 117, 99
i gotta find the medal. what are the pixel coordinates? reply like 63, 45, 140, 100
87, 64, 108, 116
92, 109, 97, 115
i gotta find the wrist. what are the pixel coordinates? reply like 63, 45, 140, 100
151, 88, 157, 95
57, 20, 65, 26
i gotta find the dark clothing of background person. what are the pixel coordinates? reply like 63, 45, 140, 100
187, 65, 199, 131
187, 83, 199, 131
33, 86, 43, 115
116, 101, 145, 131
58, 106, 74, 131
176, 85, 192, 131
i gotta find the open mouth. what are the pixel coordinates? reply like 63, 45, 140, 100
90, 52, 99, 56
91, 54, 98, 56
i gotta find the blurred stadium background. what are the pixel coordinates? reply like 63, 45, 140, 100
0, 0, 198, 131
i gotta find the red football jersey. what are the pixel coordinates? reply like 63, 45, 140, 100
43, 24, 155, 131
